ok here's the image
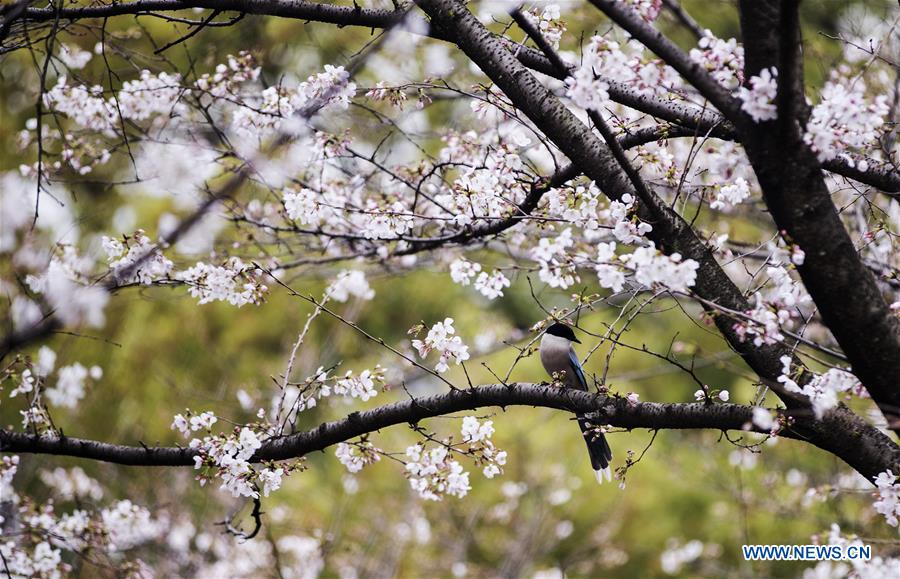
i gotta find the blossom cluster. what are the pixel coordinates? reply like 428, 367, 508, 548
546, 183, 604, 239
776, 356, 862, 418
689, 30, 744, 90
271, 366, 385, 427
0, 451, 327, 578
623, 0, 663, 21
23, 245, 109, 328
45, 362, 102, 409
172, 411, 297, 498
660, 539, 706, 575
873, 470, 900, 527
460, 416, 508, 479
803, 525, 900, 578
437, 131, 532, 227
738, 67, 778, 122
176, 258, 268, 306
39, 466, 104, 502
710, 177, 751, 211
565, 36, 679, 111
598, 193, 652, 245
450, 259, 511, 300
0, 456, 166, 577
803, 69, 890, 162
522, 4, 566, 49
532, 228, 578, 289
751, 407, 777, 432
411, 318, 471, 373
325, 270, 375, 302
102, 231, 174, 285
195, 51, 260, 97
333, 367, 383, 402
405, 444, 471, 501
2, 348, 102, 434
230, 63, 356, 137
335, 440, 382, 474
57, 43, 92, 70
620, 244, 699, 293
734, 266, 812, 347
29, 51, 359, 183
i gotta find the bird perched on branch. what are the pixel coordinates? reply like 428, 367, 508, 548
540, 322, 613, 484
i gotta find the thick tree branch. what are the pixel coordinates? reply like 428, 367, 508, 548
1, 383, 897, 479
20, 0, 404, 28
737, 0, 900, 431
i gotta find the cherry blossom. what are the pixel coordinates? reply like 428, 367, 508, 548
803, 71, 889, 162
333, 368, 383, 401
532, 228, 578, 289
873, 470, 900, 527
690, 31, 744, 90
738, 67, 778, 122
103, 231, 174, 285
176, 258, 268, 306
1, 1, 899, 573
710, 177, 751, 211
39, 467, 104, 501
58, 43, 93, 69
751, 407, 776, 431
450, 258, 482, 286
595, 241, 626, 293
411, 318, 471, 373
45, 362, 99, 409
473, 269, 511, 299
25, 248, 109, 328
335, 441, 382, 473
522, 4, 566, 49
405, 444, 471, 501
803, 525, 900, 578
101, 500, 166, 551
620, 245, 699, 292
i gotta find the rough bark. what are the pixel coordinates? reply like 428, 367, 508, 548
2, 383, 898, 479
736, 0, 900, 429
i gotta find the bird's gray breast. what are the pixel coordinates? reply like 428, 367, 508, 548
540, 334, 577, 388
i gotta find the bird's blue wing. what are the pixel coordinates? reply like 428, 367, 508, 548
568, 349, 613, 481
568, 349, 588, 391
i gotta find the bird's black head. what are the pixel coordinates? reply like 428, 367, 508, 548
545, 322, 581, 343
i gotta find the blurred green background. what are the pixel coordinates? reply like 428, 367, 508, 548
2, 1, 897, 577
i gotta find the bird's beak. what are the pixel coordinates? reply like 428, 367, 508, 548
573, 336, 582, 344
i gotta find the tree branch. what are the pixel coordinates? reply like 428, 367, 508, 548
20, 0, 405, 28
737, 0, 900, 431
2, 383, 897, 479
662, 0, 705, 40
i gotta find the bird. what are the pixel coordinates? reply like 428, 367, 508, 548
540, 322, 613, 484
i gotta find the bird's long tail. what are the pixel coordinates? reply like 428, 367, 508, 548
577, 415, 613, 484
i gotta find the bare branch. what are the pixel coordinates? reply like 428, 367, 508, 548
662, 0, 705, 40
